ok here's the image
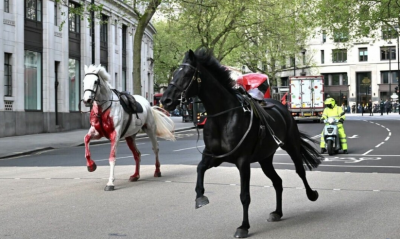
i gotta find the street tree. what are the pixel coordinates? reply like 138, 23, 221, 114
226, 0, 313, 85
56, 0, 165, 96
312, 0, 400, 43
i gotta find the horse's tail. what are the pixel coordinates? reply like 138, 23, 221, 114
151, 106, 176, 141
299, 131, 322, 170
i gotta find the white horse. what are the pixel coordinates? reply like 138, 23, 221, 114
82, 64, 175, 191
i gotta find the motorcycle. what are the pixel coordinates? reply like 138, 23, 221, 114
322, 116, 343, 155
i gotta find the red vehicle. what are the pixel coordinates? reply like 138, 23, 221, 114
154, 93, 163, 106
236, 73, 271, 99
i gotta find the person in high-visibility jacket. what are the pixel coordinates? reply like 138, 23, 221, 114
320, 98, 348, 154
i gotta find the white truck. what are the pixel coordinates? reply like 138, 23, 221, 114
289, 76, 325, 122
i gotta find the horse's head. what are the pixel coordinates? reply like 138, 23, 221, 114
161, 49, 201, 111
82, 65, 108, 107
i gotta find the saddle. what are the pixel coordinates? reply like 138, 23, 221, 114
112, 89, 144, 138
111, 89, 143, 118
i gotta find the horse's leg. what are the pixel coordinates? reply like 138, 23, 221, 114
284, 143, 319, 201
84, 126, 101, 172
259, 156, 283, 222
126, 135, 141, 181
104, 132, 119, 191
195, 155, 212, 209
234, 160, 251, 238
143, 125, 162, 177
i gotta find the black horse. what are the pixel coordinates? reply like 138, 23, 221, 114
161, 49, 322, 238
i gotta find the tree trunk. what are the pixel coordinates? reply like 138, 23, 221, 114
133, 0, 161, 96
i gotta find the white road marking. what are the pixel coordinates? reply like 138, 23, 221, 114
273, 162, 400, 168
173, 146, 205, 152
375, 142, 384, 148
385, 137, 390, 141
363, 149, 373, 155
348, 135, 359, 138
96, 154, 150, 162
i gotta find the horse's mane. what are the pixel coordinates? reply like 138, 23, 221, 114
85, 64, 113, 89
192, 48, 236, 92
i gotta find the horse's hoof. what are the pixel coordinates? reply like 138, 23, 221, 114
87, 163, 97, 172
234, 228, 248, 238
129, 176, 140, 182
104, 185, 115, 191
307, 190, 319, 201
195, 196, 209, 209
154, 172, 162, 177
267, 212, 282, 222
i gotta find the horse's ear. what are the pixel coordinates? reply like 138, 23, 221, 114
84, 65, 88, 73
188, 49, 195, 62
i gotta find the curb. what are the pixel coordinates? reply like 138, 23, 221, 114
0, 147, 55, 160
0, 127, 196, 160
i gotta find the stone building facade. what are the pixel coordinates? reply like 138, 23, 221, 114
278, 27, 400, 108
0, 0, 156, 137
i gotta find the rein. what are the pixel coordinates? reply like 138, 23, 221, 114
196, 106, 254, 159
80, 72, 131, 139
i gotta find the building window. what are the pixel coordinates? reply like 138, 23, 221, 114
4, 0, 9, 13
4, 53, 12, 96
381, 47, 396, 60
26, 0, 42, 22
333, 29, 349, 42
115, 73, 118, 89
332, 74, 340, 85
290, 56, 295, 67
54, 2, 57, 26
342, 74, 348, 85
68, 3, 80, 33
69, 58, 80, 111
359, 48, 368, 62
100, 15, 108, 43
382, 25, 397, 40
122, 25, 127, 51
321, 50, 324, 64
115, 20, 118, 44
122, 69, 127, 91
322, 30, 326, 43
332, 49, 347, 63
381, 71, 398, 84
24, 50, 42, 110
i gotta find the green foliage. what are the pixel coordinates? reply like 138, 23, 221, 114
312, 0, 400, 43
154, 0, 315, 87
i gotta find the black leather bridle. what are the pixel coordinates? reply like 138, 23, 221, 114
169, 63, 202, 103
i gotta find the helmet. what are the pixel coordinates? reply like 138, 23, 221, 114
324, 98, 335, 109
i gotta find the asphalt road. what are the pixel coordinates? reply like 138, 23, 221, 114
2, 117, 400, 174
1, 117, 400, 239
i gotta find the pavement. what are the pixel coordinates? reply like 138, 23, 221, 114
0, 116, 195, 159
1, 112, 400, 160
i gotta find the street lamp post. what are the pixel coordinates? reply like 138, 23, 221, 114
388, 41, 392, 101
396, 25, 400, 114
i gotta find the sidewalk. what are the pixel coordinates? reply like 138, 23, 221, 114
0, 116, 195, 159
344, 112, 400, 119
